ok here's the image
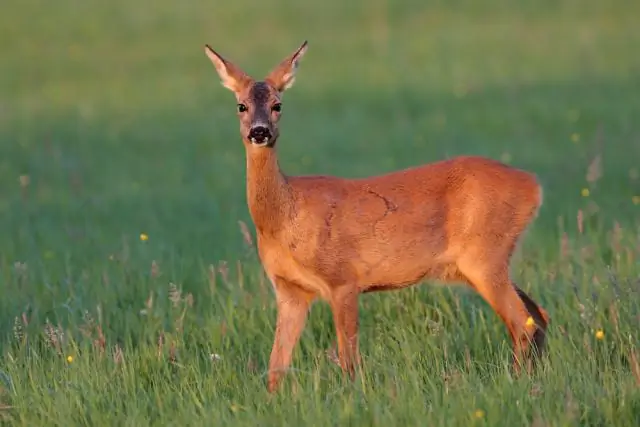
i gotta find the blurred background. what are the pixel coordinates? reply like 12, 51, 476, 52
3, 0, 639, 251
1, 0, 639, 320
0, 0, 639, 423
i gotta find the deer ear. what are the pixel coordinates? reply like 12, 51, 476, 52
204, 45, 251, 93
265, 41, 308, 93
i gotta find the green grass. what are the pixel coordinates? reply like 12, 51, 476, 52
1, 0, 639, 425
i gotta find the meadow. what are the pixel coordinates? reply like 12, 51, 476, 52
1, 0, 639, 425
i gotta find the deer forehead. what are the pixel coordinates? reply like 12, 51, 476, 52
245, 82, 279, 106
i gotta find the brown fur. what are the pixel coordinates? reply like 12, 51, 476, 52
204, 41, 550, 393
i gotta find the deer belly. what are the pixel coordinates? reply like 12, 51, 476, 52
355, 248, 459, 290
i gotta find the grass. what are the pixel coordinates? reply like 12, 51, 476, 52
1, 0, 639, 425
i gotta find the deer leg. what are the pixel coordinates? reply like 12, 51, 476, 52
330, 286, 360, 380
459, 264, 543, 372
267, 280, 314, 393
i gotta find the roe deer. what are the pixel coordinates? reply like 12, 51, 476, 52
204, 41, 550, 393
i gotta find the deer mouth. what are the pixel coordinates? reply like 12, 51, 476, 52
249, 136, 273, 147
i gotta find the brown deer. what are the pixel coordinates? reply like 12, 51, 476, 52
204, 41, 550, 393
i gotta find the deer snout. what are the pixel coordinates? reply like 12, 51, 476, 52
248, 126, 272, 145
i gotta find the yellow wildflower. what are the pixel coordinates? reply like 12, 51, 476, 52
525, 316, 535, 327
595, 330, 604, 340
581, 188, 590, 197
140, 233, 149, 242
19, 175, 30, 188
67, 355, 74, 363
474, 409, 485, 418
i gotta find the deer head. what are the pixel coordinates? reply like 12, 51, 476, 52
204, 41, 308, 148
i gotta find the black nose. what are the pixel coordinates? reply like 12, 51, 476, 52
248, 126, 272, 143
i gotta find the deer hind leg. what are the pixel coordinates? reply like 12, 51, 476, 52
267, 279, 315, 393
329, 286, 361, 380
457, 257, 547, 372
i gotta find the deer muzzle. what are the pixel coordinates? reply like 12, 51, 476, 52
248, 125, 272, 146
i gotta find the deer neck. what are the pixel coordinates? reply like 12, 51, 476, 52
245, 145, 292, 236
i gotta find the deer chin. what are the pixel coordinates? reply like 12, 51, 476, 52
249, 137, 273, 148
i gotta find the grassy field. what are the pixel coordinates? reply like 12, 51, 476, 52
1, 0, 639, 425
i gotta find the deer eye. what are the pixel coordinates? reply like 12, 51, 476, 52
272, 103, 282, 112
237, 104, 248, 113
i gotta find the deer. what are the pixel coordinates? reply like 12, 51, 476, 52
203, 40, 550, 393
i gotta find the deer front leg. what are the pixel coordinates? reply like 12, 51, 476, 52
330, 286, 361, 380
267, 280, 314, 393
